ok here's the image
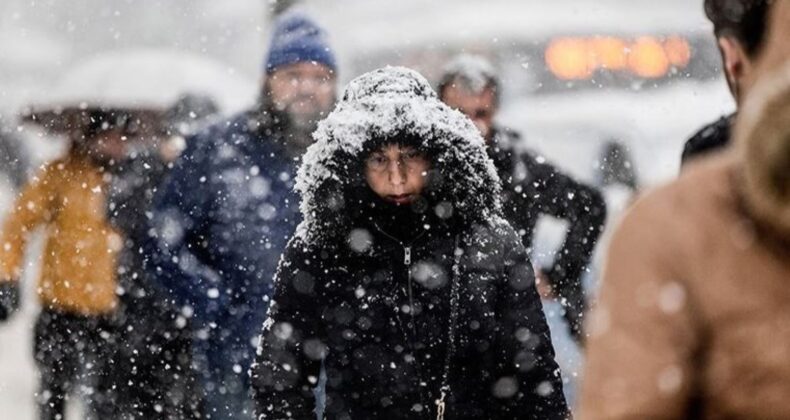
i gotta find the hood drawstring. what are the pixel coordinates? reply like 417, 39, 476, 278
436, 234, 462, 420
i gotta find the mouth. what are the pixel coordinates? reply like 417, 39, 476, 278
385, 194, 414, 205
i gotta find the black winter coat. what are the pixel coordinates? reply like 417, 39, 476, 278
252, 67, 568, 420
255, 218, 567, 420
681, 114, 733, 167
488, 127, 606, 340
106, 153, 202, 418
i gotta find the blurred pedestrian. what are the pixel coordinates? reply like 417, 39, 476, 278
438, 54, 607, 342
681, 0, 774, 166
597, 141, 638, 193
580, 2, 790, 417
143, 12, 337, 420
107, 95, 219, 419
252, 66, 569, 420
0, 109, 128, 420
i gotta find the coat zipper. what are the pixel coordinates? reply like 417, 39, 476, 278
372, 224, 430, 411
372, 225, 424, 334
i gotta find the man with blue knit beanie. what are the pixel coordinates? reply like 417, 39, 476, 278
143, 11, 337, 420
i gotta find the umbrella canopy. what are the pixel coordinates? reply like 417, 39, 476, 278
23, 48, 256, 133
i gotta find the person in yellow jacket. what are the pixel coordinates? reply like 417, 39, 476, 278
0, 109, 130, 420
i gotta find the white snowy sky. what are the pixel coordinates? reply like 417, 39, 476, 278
0, 0, 734, 178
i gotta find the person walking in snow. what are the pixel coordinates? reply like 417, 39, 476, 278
143, 12, 338, 419
252, 67, 569, 420
438, 54, 607, 342
681, 0, 775, 166
579, 1, 790, 417
0, 109, 133, 420
107, 96, 219, 420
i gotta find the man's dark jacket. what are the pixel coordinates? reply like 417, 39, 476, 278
144, 109, 302, 394
681, 114, 734, 166
488, 127, 607, 340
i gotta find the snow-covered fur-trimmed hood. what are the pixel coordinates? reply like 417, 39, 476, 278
294, 66, 502, 245
735, 60, 790, 239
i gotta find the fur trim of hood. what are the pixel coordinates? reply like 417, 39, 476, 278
294, 66, 502, 245
735, 61, 790, 239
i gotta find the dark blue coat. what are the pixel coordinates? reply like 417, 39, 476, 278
144, 110, 301, 379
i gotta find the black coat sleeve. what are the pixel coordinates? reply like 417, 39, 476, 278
252, 238, 325, 420
680, 115, 732, 167
520, 152, 606, 340
492, 223, 570, 419
107, 154, 168, 239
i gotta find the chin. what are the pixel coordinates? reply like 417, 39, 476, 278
385, 195, 415, 206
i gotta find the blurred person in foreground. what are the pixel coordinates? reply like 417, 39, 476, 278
580, 1, 790, 417
438, 54, 607, 343
0, 109, 130, 420
107, 95, 219, 419
252, 66, 569, 420
143, 12, 337, 419
681, 0, 775, 166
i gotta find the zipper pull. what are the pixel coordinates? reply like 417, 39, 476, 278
435, 390, 446, 420
404, 246, 412, 265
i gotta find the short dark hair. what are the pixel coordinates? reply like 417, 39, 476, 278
704, 0, 774, 57
437, 55, 500, 105
437, 73, 500, 106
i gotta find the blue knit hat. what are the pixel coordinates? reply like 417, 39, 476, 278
264, 12, 337, 74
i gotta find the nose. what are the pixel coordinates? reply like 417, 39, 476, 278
297, 78, 315, 94
386, 160, 407, 186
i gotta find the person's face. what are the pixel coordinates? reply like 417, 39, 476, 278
90, 129, 128, 162
80, 111, 161, 163
441, 82, 497, 142
364, 144, 430, 206
266, 62, 336, 128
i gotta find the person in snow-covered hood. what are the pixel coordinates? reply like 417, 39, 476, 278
681, 0, 775, 166
580, 2, 790, 417
438, 54, 606, 342
252, 67, 569, 420
143, 11, 337, 420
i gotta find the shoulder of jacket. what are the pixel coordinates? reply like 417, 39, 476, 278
466, 216, 521, 247
683, 115, 733, 153
621, 156, 735, 242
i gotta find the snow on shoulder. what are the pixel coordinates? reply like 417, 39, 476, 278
295, 66, 502, 245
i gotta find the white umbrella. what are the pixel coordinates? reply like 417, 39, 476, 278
28, 48, 257, 116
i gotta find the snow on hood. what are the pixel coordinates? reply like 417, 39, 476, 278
28, 49, 256, 114
295, 66, 502, 245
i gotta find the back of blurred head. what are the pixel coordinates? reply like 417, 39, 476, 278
705, 0, 775, 103
733, 0, 790, 239
69, 109, 165, 167
164, 93, 219, 137
261, 11, 338, 155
